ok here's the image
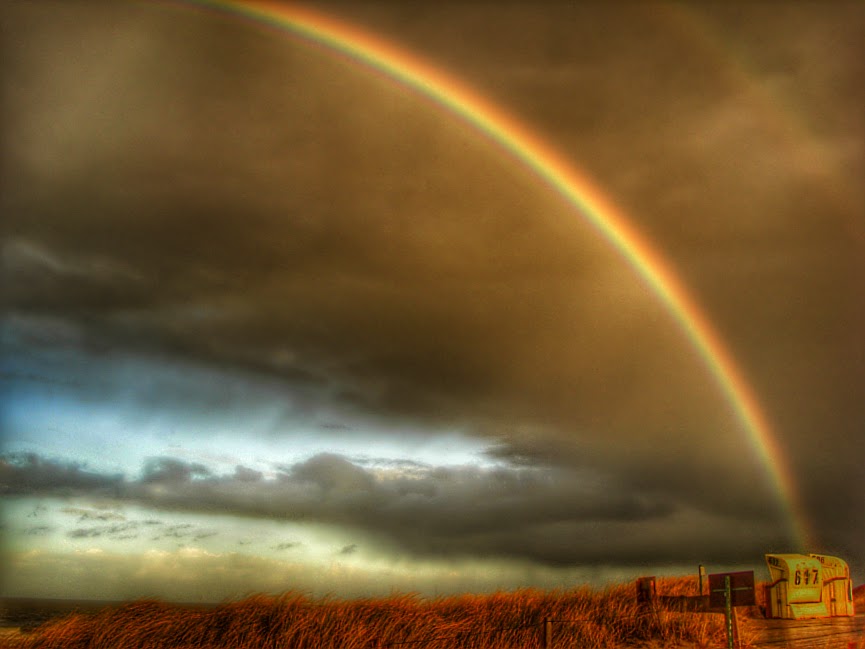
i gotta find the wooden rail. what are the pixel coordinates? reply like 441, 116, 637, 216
741, 613, 865, 649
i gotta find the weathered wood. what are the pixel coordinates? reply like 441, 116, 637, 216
543, 617, 552, 649
741, 612, 865, 649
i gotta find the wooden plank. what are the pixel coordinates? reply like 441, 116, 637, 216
741, 612, 865, 648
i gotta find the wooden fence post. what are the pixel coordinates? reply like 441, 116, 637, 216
724, 575, 734, 649
543, 617, 552, 649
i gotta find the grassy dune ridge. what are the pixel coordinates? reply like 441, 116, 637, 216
6, 577, 757, 649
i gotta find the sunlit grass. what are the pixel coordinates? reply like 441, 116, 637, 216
12, 577, 735, 649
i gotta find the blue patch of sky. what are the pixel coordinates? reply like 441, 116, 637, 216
4, 390, 499, 477
3, 348, 499, 478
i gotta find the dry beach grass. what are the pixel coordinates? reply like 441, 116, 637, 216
1, 577, 736, 649
12, 576, 865, 648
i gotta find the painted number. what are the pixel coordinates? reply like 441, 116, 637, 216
794, 569, 819, 586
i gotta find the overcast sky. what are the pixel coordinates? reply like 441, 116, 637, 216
1, 0, 863, 602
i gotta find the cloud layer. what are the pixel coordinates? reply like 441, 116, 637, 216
2, 1, 863, 593
1, 452, 788, 567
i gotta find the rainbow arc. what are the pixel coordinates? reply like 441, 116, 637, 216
181, 0, 810, 549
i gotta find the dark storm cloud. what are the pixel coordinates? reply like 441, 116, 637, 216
0, 454, 123, 496
2, 0, 863, 575
0, 452, 787, 566
1, 0, 669, 435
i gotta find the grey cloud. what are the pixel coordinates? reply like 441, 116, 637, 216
233, 466, 263, 483
0, 454, 123, 496
151, 526, 197, 542
1, 452, 786, 567
290, 453, 375, 494
162, 524, 195, 539
60, 507, 126, 523
67, 523, 137, 539
67, 528, 103, 539
339, 544, 358, 556
319, 422, 353, 432
141, 458, 211, 484
26, 504, 48, 518
23, 526, 53, 537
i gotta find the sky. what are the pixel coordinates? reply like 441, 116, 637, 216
1, 0, 863, 602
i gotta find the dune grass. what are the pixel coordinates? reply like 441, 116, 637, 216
13, 577, 741, 649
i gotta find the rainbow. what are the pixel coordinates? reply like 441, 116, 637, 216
177, 0, 810, 548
